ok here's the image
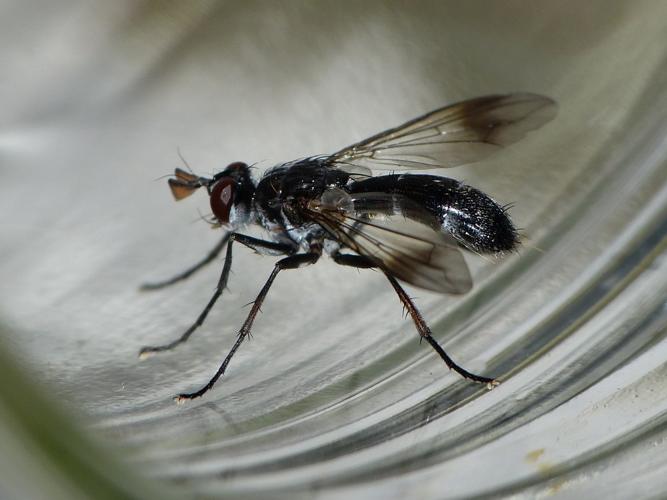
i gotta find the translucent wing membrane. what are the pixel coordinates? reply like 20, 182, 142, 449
329, 93, 557, 171
332, 162, 373, 180
308, 190, 472, 293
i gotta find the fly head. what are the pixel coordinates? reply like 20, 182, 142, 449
207, 162, 255, 227
167, 161, 256, 228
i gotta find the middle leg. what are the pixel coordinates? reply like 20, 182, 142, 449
176, 251, 320, 401
139, 233, 295, 358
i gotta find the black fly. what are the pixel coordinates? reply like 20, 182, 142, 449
140, 93, 557, 402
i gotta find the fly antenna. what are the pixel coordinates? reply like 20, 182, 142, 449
177, 147, 196, 175
153, 173, 174, 181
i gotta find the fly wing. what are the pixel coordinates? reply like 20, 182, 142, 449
308, 189, 472, 294
328, 93, 556, 171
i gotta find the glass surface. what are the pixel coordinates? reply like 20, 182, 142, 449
1, 2, 666, 498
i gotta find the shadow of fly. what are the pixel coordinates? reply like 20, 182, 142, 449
140, 93, 557, 402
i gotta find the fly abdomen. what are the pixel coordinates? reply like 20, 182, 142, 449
438, 181, 519, 254
347, 174, 519, 254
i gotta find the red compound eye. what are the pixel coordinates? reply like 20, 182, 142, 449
209, 177, 235, 223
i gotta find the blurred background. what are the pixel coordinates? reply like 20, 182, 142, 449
1, 1, 666, 498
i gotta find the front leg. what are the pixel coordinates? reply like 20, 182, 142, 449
139, 233, 296, 358
140, 232, 231, 290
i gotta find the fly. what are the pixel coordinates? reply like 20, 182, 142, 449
140, 93, 557, 402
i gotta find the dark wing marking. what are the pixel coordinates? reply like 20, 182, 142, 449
308, 191, 472, 293
328, 93, 556, 171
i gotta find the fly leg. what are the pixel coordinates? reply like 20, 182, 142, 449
176, 251, 320, 402
333, 253, 496, 387
384, 273, 496, 386
139, 234, 295, 358
332, 253, 377, 269
140, 233, 232, 290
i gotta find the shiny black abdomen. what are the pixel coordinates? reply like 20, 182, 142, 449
347, 174, 518, 253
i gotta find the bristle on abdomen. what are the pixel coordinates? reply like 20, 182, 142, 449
438, 183, 519, 254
